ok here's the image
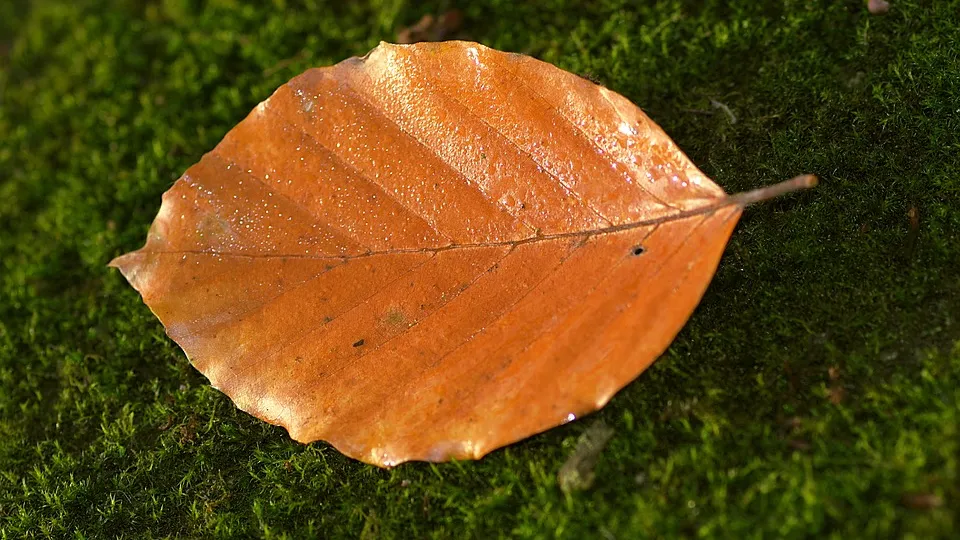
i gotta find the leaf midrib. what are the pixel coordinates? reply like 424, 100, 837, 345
131, 195, 743, 261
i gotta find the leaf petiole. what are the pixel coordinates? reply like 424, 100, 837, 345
729, 174, 819, 207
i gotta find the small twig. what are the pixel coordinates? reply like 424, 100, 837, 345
709, 99, 737, 124
263, 50, 309, 77
680, 108, 714, 116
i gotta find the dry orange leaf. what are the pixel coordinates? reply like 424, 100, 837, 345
111, 41, 815, 467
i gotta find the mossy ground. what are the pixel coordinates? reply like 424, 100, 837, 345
2, 0, 959, 537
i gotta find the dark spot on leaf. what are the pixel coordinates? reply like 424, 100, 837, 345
384, 309, 406, 326
353, 339, 365, 347
631, 246, 646, 256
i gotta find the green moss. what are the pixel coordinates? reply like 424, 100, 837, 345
2, 0, 958, 537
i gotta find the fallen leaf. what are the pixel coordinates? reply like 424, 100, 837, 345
110, 41, 816, 467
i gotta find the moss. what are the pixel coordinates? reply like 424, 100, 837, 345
1, 0, 958, 537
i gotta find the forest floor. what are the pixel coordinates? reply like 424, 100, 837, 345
1, 1, 958, 537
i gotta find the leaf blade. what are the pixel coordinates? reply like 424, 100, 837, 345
111, 41, 783, 467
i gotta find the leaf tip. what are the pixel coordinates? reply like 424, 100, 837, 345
107, 251, 151, 290
107, 252, 132, 270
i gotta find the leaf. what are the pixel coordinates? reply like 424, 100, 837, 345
110, 41, 815, 467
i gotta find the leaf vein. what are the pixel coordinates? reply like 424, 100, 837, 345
335, 73, 539, 236
491, 56, 682, 212
415, 66, 614, 227
269, 95, 454, 245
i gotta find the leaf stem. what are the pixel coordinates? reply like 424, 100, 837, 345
729, 174, 818, 207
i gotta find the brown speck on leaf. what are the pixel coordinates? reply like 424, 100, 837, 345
901, 492, 944, 510
353, 339, 365, 348
397, 10, 464, 44
384, 309, 406, 327
868, 0, 891, 14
